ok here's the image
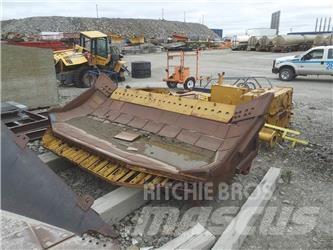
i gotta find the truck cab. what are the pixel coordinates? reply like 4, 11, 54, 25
272, 45, 333, 81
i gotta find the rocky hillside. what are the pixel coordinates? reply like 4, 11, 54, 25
1, 16, 217, 40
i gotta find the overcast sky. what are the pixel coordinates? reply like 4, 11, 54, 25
1, 0, 332, 35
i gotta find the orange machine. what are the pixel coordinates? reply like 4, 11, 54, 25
163, 50, 199, 89
172, 33, 189, 42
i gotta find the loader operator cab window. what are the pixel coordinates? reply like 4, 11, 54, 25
80, 35, 91, 51
303, 49, 324, 60
94, 38, 108, 58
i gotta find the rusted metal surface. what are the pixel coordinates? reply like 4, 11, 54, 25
44, 74, 273, 188
1, 102, 49, 141
1, 125, 117, 237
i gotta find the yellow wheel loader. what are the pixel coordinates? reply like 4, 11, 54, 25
54, 31, 127, 88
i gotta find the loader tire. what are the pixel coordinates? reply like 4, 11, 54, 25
74, 66, 93, 88
131, 61, 151, 78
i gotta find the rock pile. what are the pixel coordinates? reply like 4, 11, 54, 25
1, 16, 217, 40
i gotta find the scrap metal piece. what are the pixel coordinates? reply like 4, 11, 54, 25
44, 74, 273, 188
1, 101, 50, 141
1, 125, 116, 237
114, 131, 140, 142
30, 224, 74, 249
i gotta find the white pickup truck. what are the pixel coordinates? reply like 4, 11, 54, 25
272, 45, 333, 81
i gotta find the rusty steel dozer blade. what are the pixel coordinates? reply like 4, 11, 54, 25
43, 74, 274, 188
1, 125, 116, 237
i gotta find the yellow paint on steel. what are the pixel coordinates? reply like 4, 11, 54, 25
81, 31, 107, 38
147, 176, 165, 185
53, 50, 88, 66
107, 168, 129, 181
41, 131, 181, 187
61, 147, 78, 158
259, 127, 278, 147
111, 88, 235, 123
93, 161, 109, 172
161, 178, 169, 186
89, 160, 109, 170
265, 123, 300, 135
263, 123, 308, 147
99, 164, 118, 177
81, 155, 100, 168
139, 174, 152, 184
129, 172, 147, 184
118, 171, 137, 183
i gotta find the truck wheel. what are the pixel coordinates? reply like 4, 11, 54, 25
279, 67, 295, 81
184, 77, 196, 90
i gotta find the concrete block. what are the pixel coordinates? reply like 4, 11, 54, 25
39, 151, 60, 163
212, 167, 281, 250
157, 223, 216, 250
92, 187, 147, 224
39, 152, 73, 173
1, 44, 59, 108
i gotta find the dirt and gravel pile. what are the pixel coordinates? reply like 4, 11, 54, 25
1, 16, 218, 40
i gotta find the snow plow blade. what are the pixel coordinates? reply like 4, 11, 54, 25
43, 74, 273, 188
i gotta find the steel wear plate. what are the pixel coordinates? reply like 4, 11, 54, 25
1, 125, 116, 237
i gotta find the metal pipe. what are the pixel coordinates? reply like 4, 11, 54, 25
196, 49, 199, 80
259, 128, 278, 147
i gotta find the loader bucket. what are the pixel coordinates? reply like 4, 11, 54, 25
1, 125, 116, 237
43, 74, 273, 188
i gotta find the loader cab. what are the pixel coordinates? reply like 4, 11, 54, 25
79, 31, 110, 66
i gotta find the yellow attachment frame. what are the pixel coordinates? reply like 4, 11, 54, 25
264, 123, 308, 147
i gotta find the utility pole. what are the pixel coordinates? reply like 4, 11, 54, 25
184, 11, 186, 22
162, 8, 164, 20
96, 4, 99, 18
202, 14, 204, 25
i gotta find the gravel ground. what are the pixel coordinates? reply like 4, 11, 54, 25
30, 50, 332, 249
